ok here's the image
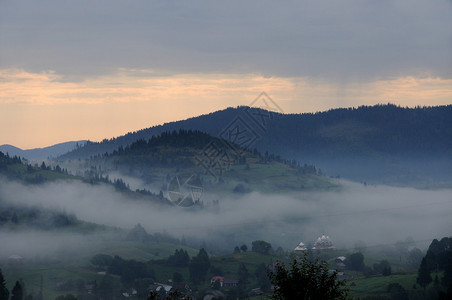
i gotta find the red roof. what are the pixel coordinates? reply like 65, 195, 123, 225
211, 276, 224, 282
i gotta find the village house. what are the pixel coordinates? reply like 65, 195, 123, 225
210, 276, 239, 287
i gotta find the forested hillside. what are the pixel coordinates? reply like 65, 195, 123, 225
80, 130, 334, 196
58, 104, 452, 187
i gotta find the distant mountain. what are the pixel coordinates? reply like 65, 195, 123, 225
58, 104, 452, 187
0, 141, 87, 161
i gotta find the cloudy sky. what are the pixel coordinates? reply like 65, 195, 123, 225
1, 0, 451, 148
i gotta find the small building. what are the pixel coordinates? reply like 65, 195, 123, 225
312, 234, 335, 250
335, 256, 346, 263
223, 278, 239, 287
84, 284, 95, 294
248, 288, 264, 297
171, 282, 191, 293
294, 241, 307, 252
149, 283, 173, 293
203, 290, 226, 300
210, 276, 239, 287
211, 276, 224, 286
335, 256, 347, 269
7, 255, 24, 266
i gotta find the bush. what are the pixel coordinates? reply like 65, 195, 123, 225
268, 254, 350, 299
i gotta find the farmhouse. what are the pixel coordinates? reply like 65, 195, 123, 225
210, 276, 239, 287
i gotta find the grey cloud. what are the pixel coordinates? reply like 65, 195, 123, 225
0, 0, 451, 81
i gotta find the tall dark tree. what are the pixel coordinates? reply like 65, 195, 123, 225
251, 240, 273, 255
254, 263, 271, 292
237, 263, 249, 286
240, 244, 248, 252
167, 249, 189, 267
189, 248, 210, 285
0, 268, 9, 300
11, 281, 23, 300
268, 254, 350, 300
373, 260, 391, 276
441, 251, 452, 295
347, 252, 365, 271
417, 257, 432, 291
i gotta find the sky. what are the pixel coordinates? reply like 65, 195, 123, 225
1, 0, 452, 149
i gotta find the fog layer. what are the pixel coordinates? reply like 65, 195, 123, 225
0, 179, 450, 252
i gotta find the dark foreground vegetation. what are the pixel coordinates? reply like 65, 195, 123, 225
1, 236, 451, 300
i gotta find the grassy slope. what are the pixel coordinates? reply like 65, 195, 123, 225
1, 239, 199, 299
349, 273, 417, 297
106, 152, 337, 195
3, 264, 111, 300
227, 162, 336, 192
5, 163, 79, 182
348, 272, 444, 299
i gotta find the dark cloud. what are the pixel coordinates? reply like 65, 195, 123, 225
1, 0, 451, 81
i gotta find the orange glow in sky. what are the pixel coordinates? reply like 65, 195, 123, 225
1, 68, 451, 149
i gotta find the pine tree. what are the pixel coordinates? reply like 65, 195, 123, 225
189, 248, 210, 285
11, 281, 23, 300
238, 263, 250, 286
0, 268, 9, 300
417, 257, 432, 291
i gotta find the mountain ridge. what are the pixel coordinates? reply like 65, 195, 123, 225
0, 140, 87, 161
58, 104, 452, 186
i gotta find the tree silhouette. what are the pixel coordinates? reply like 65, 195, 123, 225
0, 268, 9, 300
417, 257, 432, 291
251, 240, 272, 255
268, 254, 350, 300
189, 248, 210, 285
238, 263, 249, 286
11, 281, 23, 300
347, 252, 365, 271
254, 263, 271, 292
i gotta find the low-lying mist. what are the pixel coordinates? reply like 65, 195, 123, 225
0, 178, 451, 257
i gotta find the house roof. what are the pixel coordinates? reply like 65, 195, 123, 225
8, 254, 23, 260
312, 234, 335, 250
211, 276, 224, 282
223, 278, 239, 284
294, 241, 307, 251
